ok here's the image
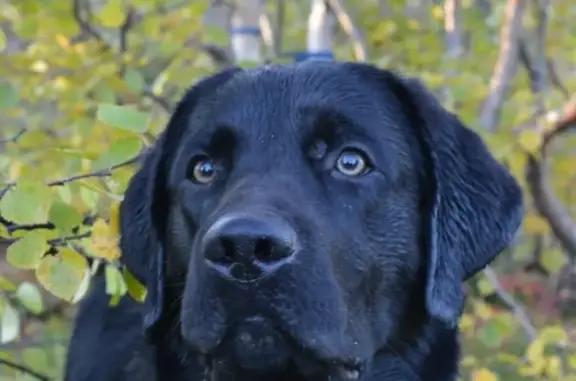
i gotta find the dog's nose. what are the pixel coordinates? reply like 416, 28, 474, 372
202, 214, 298, 281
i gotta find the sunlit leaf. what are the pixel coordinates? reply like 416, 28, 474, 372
0, 83, 19, 110
471, 368, 498, 381
124, 68, 146, 94
517, 129, 543, 154
523, 214, 551, 234
92, 136, 143, 170
96, 104, 150, 132
123, 266, 147, 303
0, 277, 17, 293
97, 0, 127, 28
541, 247, 568, 274
15, 282, 44, 314
0, 184, 50, 224
90, 218, 121, 261
0, 301, 20, 344
105, 264, 127, 306
6, 231, 49, 270
36, 248, 88, 301
48, 201, 83, 233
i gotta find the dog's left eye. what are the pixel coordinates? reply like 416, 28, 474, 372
335, 149, 372, 177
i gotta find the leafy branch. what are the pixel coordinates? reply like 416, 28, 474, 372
0, 154, 142, 243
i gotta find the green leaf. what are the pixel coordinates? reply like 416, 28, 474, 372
123, 266, 147, 303
48, 201, 83, 233
71, 267, 92, 304
95, 85, 117, 104
36, 248, 88, 301
0, 82, 19, 110
15, 282, 44, 314
92, 136, 143, 170
477, 277, 496, 296
0, 184, 50, 224
541, 248, 568, 274
7, 231, 49, 270
124, 69, 146, 94
96, 104, 150, 133
97, 0, 127, 28
105, 264, 127, 306
0, 28, 5, 52
477, 319, 506, 349
0, 277, 16, 292
0, 301, 20, 344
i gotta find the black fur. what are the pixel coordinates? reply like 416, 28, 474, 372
64, 61, 523, 381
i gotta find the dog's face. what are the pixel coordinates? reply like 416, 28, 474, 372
119, 61, 523, 380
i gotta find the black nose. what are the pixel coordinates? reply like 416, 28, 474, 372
202, 214, 298, 281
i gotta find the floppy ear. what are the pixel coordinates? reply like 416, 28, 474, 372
397, 76, 523, 325
346, 63, 524, 326
119, 67, 242, 336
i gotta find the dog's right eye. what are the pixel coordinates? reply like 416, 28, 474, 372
335, 149, 372, 177
187, 156, 217, 185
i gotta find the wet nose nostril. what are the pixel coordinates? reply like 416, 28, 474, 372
220, 238, 236, 264
254, 238, 272, 261
201, 215, 297, 281
254, 237, 292, 263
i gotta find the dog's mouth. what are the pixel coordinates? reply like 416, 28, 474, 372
201, 315, 365, 380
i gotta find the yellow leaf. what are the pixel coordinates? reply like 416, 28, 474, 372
458, 313, 474, 332
472, 368, 498, 381
526, 338, 545, 365
517, 129, 543, 154
539, 325, 567, 345
431, 5, 444, 20
36, 248, 88, 301
109, 202, 120, 235
97, 0, 126, 28
477, 277, 496, 296
541, 248, 568, 274
546, 356, 562, 378
90, 218, 121, 261
0, 28, 5, 52
523, 214, 551, 234
473, 301, 493, 320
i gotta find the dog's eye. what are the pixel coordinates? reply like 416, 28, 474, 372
335, 149, 372, 177
187, 156, 217, 184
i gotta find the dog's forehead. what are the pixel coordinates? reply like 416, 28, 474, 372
207, 63, 405, 139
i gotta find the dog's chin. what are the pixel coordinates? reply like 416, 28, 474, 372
201, 316, 365, 380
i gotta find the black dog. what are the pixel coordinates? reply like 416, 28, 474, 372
64, 61, 523, 381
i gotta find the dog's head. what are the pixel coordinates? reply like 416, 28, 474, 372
119, 61, 523, 379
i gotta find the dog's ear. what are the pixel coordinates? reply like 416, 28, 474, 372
347, 63, 524, 325
119, 67, 242, 335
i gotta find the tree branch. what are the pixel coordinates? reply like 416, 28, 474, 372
71, 0, 109, 49
0, 359, 50, 381
479, 0, 526, 132
525, 99, 576, 258
0, 128, 27, 144
324, 0, 367, 62
517, 0, 576, 260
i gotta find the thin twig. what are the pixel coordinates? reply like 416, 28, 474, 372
0, 128, 27, 144
0, 359, 50, 381
143, 88, 173, 112
482, 266, 538, 340
47, 154, 141, 187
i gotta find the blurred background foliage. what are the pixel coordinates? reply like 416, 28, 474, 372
0, 0, 575, 380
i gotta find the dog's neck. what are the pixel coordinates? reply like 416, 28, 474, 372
152, 319, 459, 381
